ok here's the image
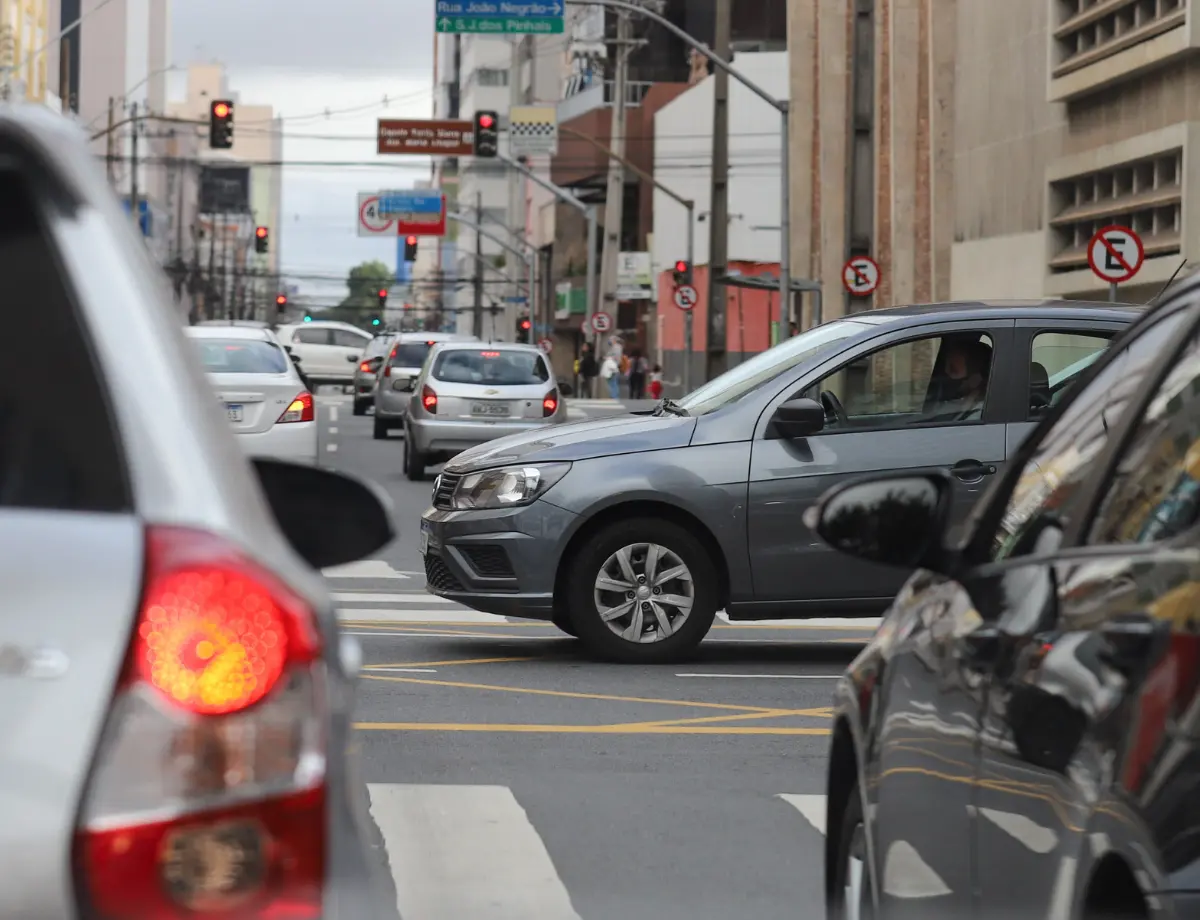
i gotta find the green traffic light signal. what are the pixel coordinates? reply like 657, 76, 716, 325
371, 317, 381, 326
303, 315, 312, 322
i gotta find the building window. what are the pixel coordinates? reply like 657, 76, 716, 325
1047, 147, 1182, 274
473, 68, 509, 87
1052, 0, 1185, 78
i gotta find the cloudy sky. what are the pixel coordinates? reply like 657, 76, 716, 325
169, 0, 436, 307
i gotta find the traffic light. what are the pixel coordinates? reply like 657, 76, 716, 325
403, 236, 418, 261
275, 293, 288, 314
209, 99, 233, 149
516, 316, 531, 344
255, 226, 269, 254
371, 316, 382, 327
472, 110, 499, 158
378, 288, 388, 310
303, 314, 312, 323
672, 260, 692, 285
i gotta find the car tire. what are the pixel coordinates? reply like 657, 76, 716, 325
828, 782, 872, 920
373, 416, 388, 440
565, 517, 718, 664
551, 610, 578, 637
404, 430, 426, 481
353, 398, 368, 416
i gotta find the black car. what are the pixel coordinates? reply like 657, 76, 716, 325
811, 284, 1200, 918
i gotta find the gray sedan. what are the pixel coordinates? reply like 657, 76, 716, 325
420, 300, 1136, 663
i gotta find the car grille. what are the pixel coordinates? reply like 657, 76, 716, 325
425, 554, 464, 592
433, 471, 461, 509
459, 545, 515, 578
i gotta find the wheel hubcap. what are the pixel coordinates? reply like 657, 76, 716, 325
592, 542, 693, 643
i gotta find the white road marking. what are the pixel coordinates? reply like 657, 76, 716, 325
675, 673, 840, 680
328, 426, 338, 434
779, 794, 827, 835
337, 608, 513, 623
363, 667, 438, 673
347, 630, 542, 638
326, 443, 338, 452
367, 784, 581, 920
329, 405, 339, 422
330, 592, 454, 604
322, 559, 411, 579
718, 612, 882, 629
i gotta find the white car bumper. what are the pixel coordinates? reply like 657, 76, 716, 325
237, 421, 319, 464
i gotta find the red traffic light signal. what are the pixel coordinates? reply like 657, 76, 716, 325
520, 319, 531, 329
674, 260, 687, 273
378, 288, 388, 299
406, 236, 416, 245
275, 294, 287, 306
255, 226, 267, 238
212, 102, 230, 119
478, 114, 494, 128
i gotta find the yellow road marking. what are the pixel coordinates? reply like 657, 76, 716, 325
353, 721, 831, 735
364, 673, 785, 713
612, 707, 828, 729
365, 656, 533, 669
341, 619, 876, 631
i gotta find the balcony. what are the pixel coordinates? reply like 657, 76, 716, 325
557, 78, 653, 125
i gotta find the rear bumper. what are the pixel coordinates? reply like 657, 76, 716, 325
408, 416, 558, 454
237, 421, 319, 464
374, 384, 411, 420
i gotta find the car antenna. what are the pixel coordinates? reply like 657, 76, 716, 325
1147, 259, 1188, 304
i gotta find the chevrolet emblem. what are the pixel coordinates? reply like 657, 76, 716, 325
484, 388, 499, 395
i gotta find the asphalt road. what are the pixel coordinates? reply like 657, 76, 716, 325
316, 392, 874, 920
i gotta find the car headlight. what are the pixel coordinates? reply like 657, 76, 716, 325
450, 463, 571, 510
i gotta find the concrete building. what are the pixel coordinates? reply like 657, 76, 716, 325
165, 64, 283, 321
0, 0, 55, 107
787, 0, 1193, 325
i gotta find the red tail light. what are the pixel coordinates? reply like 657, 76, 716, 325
73, 526, 326, 919
421, 385, 437, 413
543, 393, 558, 417
359, 362, 371, 373
277, 391, 314, 423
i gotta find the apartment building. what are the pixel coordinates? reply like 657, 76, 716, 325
0, 0, 54, 106
787, 0, 1196, 327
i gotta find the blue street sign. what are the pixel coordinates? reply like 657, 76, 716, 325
504, 295, 528, 303
379, 191, 442, 215
435, 0, 563, 34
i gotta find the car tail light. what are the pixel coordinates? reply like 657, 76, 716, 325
277, 391, 314, 423
359, 362, 371, 373
543, 393, 558, 417
421, 385, 437, 413
73, 526, 327, 919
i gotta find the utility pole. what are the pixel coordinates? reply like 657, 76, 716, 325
507, 37, 524, 335
597, 4, 636, 354
705, 0, 730, 383
129, 101, 139, 235
105, 97, 115, 182
473, 190, 484, 339
206, 217, 216, 320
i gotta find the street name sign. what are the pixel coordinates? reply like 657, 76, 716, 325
435, 0, 564, 34
377, 119, 473, 156
377, 190, 447, 236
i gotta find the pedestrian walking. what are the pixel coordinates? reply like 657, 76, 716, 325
628, 350, 649, 399
648, 364, 663, 400
578, 342, 599, 398
600, 351, 621, 400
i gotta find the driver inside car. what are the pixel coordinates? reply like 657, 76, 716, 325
926, 339, 991, 420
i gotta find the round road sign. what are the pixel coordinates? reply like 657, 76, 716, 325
590, 311, 613, 333
842, 256, 880, 296
673, 284, 698, 311
537, 337, 553, 354
1088, 225, 1144, 284
359, 195, 394, 234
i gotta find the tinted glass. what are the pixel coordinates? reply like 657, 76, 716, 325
191, 339, 290, 374
390, 342, 435, 368
294, 327, 330, 344
432, 349, 551, 385
991, 310, 1189, 560
1089, 332, 1200, 545
333, 329, 370, 348
0, 168, 129, 511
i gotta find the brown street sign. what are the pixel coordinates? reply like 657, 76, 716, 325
377, 119, 473, 156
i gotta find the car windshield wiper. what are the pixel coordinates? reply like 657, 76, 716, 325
654, 398, 689, 417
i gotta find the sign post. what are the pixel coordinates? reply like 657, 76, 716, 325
1087, 225, 1144, 302
379, 190, 447, 237
435, 0, 564, 34
674, 284, 698, 397
842, 256, 880, 298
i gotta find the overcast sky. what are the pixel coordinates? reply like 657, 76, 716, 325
170, 0, 436, 306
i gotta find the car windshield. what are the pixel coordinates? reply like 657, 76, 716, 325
676, 320, 869, 415
191, 338, 289, 374
432, 349, 551, 385
390, 341, 436, 368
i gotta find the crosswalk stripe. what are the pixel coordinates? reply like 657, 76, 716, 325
330, 592, 453, 604
367, 784, 581, 920
322, 560, 411, 579
337, 607, 512, 623
779, 794, 828, 835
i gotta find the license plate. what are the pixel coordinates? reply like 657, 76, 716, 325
225, 404, 244, 423
471, 402, 509, 417
420, 521, 432, 555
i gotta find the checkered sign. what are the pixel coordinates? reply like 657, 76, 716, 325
509, 105, 558, 156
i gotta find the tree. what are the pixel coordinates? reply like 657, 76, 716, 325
315, 260, 394, 327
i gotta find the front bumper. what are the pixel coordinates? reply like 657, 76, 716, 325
409, 416, 559, 455
237, 421, 319, 464
419, 499, 577, 618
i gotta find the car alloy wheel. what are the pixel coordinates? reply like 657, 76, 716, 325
593, 542, 694, 643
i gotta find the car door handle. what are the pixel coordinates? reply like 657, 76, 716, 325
951, 459, 996, 482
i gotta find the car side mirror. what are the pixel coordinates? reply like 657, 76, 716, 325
803, 472, 953, 571
251, 458, 394, 569
771, 397, 824, 439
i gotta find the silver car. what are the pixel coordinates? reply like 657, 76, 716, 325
1, 106, 394, 918
373, 331, 477, 439
402, 341, 567, 480
352, 332, 396, 416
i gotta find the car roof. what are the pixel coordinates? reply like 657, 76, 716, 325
396, 332, 477, 342
433, 341, 543, 353
184, 325, 277, 342
847, 299, 1142, 325
279, 319, 368, 332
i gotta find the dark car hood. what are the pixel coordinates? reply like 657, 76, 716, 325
446, 413, 696, 470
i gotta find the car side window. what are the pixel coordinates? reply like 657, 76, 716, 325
333, 329, 370, 349
804, 332, 993, 431
0, 166, 129, 512
990, 310, 1190, 561
294, 328, 331, 345
1028, 331, 1113, 419
1087, 332, 1200, 545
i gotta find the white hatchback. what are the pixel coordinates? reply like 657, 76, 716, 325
185, 325, 318, 464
